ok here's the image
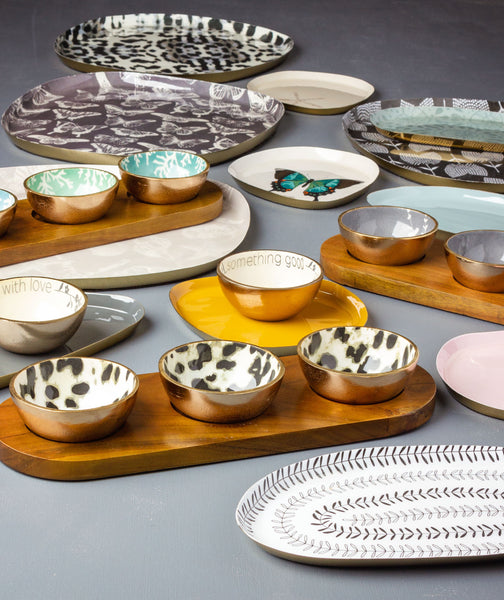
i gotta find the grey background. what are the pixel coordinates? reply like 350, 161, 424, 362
0, 0, 503, 598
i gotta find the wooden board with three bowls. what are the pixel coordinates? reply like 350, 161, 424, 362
0, 355, 436, 481
320, 235, 504, 324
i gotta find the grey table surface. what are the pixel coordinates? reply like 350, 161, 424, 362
0, 0, 503, 598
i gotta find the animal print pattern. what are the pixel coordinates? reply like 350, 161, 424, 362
161, 341, 282, 392
54, 14, 294, 80
13, 357, 137, 410
299, 326, 417, 374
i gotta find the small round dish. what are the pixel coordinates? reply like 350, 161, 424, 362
297, 326, 419, 404
339, 205, 438, 265
9, 357, 139, 442
217, 249, 323, 321
444, 229, 504, 292
24, 167, 119, 224
119, 150, 209, 205
159, 340, 285, 423
0, 276, 88, 354
0, 189, 16, 236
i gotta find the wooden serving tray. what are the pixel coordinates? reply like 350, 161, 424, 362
321, 235, 504, 324
0, 181, 223, 267
0, 356, 436, 481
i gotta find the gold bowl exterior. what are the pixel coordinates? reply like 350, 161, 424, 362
119, 169, 209, 205
0, 193, 16, 236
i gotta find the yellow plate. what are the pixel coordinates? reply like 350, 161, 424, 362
169, 276, 368, 355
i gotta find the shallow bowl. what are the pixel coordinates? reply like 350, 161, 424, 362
217, 249, 323, 321
444, 229, 504, 292
297, 326, 419, 404
119, 150, 209, 205
24, 167, 119, 224
0, 189, 17, 236
338, 205, 438, 265
9, 357, 139, 442
159, 340, 285, 423
0, 276, 87, 354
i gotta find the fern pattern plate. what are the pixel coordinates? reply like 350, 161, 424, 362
236, 445, 504, 564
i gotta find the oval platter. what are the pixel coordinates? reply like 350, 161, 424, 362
54, 13, 294, 83
343, 97, 504, 191
1, 71, 284, 165
236, 444, 504, 565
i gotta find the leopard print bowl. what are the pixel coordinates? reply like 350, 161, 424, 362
9, 357, 139, 442
297, 326, 418, 404
159, 340, 285, 423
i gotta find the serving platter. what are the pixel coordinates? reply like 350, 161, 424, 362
169, 276, 368, 355
54, 13, 294, 82
320, 235, 504, 325
0, 179, 222, 268
247, 71, 374, 114
1, 71, 284, 165
367, 185, 504, 233
0, 292, 144, 388
343, 97, 504, 191
0, 356, 435, 480
436, 330, 504, 419
236, 444, 504, 565
228, 146, 379, 209
371, 105, 504, 152
0, 166, 250, 289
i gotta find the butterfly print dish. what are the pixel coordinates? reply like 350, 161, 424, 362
271, 169, 361, 201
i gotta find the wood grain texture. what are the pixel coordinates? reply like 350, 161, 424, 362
0, 181, 223, 267
0, 356, 436, 481
320, 235, 504, 324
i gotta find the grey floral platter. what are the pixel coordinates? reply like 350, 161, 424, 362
236, 445, 504, 565
54, 13, 294, 83
1, 71, 284, 165
343, 97, 504, 191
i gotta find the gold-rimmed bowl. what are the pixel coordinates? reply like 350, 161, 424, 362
159, 340, 285, 423
0, 189, 16, 236
338, 205, 438, 265
297, 326, 419, 404
217, 249, 323, 321
9, 357, 139, 442
119, 150, 209, 204
24, 167, 119, 224
444, 229, 504, 292
0, 276, 87, 354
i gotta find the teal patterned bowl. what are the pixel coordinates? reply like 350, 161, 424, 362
0, 189, 16, 236
119, 150, 210, 204
24, 167, 119, 224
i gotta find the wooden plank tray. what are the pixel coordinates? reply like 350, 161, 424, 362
0, 356, 436, 481
320, 235, 504, 324
0, 181, 223, 267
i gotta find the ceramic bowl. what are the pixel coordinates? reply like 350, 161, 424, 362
338, 205, 438, 265
0, 276, 87, 354
297, 326, 419, 404
119, 150, 209, 204
0, 189, 16, 236
24, 167, 119, 224
444, 229, 504, 292
158, 340, 285, 423
9, 357, 139, 442
217, 249, 323, 321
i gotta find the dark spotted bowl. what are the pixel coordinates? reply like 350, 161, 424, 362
297, 326, 418, 404
158, 340, 285, 423
9, 357, 139, 442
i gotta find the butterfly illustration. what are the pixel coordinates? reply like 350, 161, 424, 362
271, 169, 362, 201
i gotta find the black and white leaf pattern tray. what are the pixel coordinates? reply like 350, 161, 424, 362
236, 445, 504, 565
343, 98, 504, 191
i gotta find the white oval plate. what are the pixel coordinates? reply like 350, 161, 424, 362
0, 165, 250, 289
247, 70, 374, 114
367, 185, 504, 232
236, 444, 504, 565
228, 146, 379, 209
